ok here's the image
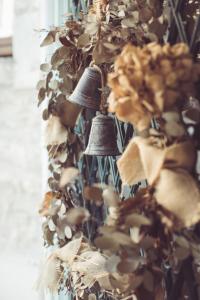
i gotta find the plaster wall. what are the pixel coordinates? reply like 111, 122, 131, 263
0, 0, 43, 299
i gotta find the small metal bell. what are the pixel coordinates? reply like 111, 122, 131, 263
69, 67, 101, 110
84, 114, 120, 156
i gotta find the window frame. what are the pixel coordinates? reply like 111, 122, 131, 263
0, 36, 12, 57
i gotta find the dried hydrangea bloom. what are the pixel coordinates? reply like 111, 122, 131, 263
108, 43, 200, 130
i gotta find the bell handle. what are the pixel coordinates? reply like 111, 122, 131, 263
89, 62, 107, 114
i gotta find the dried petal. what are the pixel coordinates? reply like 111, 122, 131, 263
155, 169, 200, 227
59, 167, 79, 188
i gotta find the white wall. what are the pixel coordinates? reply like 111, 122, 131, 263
13, 0, 40, 88
0, 0, 43, 299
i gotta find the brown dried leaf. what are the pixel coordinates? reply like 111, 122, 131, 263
117, 258, 141, 273
139, 7, 152, 22
40, 63, 51, 72
164, 120, 186, 137
174, 247, 190, 260
36, 79, 46, 90
39, 191, 59, 216
83, 186, 103, 206
65, 207, 90, 225
121, 17, 136, 28
148, 19, 167, 39
42, 109, 49, 121
125, 213, 151, 227
59, 36, 74, 47
59, 167, 79, 188
112, 231, 133, 246
143, 270, 154, 292
40, 31, 56, 47
56, 99, 82, 128
175, 236, 189, 249
77, 33, 90, 48
38, 87, 46, 105
94, 236, 119, 251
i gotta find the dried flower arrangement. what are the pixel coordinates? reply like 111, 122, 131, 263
36, 1, 200, 299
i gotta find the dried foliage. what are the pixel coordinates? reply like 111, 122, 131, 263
37, 1, 200, 299
109, 42, 200, 228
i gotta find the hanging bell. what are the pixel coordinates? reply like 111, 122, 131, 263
69, 67, 101, 110
84, 114, 120, 156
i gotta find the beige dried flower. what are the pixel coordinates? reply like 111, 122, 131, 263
108, 43, 200, 130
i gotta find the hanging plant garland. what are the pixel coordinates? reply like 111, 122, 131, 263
36, 1, 200, 299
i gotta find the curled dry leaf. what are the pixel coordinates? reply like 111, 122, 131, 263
40, 31, 56, 47
45, 116, 68, 146
59, 167, 79, 188
155, 168, 200, 227
65, 208, 90, 225
39, 191, 59, 217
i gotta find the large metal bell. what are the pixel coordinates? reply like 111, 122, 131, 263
69, 67, 101, 110
84, 114, 120, 156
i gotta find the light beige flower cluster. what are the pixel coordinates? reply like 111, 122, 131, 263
108, 43, 200, 130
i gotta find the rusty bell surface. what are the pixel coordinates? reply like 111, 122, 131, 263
84, 114, 120, 156
69, 67, 101, 111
